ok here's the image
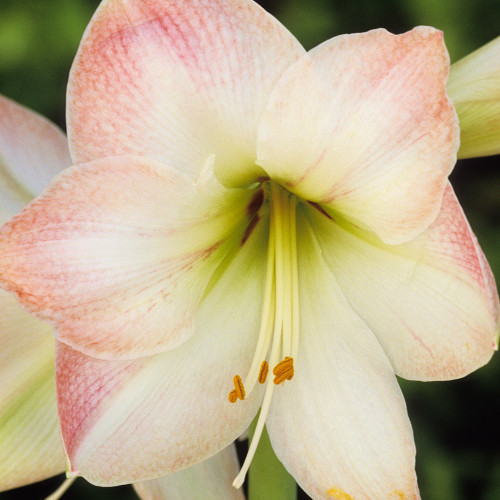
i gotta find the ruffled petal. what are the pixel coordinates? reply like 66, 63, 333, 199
56, 218, 268, 485
305, 183, 499, 381
0, 290, 66, 491
68, 0, 304, 185
266, 213, 418, 499
0, 94, 70, 220
133, 445, 244, 500
258, 27, 458, 244
0, 155, 255, 359
448, 36, 500, 158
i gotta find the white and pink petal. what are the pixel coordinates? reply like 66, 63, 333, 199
266, 215, 419, 499
257, 27, 458, 244
304, 183, 499, 381
56, 218, 269, 484
0, 155, 254, 360
68, 0, 304, 184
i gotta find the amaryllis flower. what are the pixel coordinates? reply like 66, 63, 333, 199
0, 1, 498, 499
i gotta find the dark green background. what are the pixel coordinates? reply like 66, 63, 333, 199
0, 1, 498, 499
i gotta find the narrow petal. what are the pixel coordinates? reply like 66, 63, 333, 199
0, 94, 70, 220
0, 290, 66, 490
448, 36, 500, 158
56, 219, 268, 485
266, 215, 419, 499
133, 445, 245, 500
68, 0, 304, 185
0, 156, 254, 359
305, 183, 499, 381
258, 27, 458, 244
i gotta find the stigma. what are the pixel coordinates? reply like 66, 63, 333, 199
229, 182, 300, 489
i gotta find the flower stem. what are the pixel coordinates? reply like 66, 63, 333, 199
247, 420, 297, 500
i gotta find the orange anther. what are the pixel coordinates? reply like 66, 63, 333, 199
228, 389, 238, 403
273, 357, 294, 384
272, 357, 294, 375
233, 375, 245, 400
258, 361, 269, 384
273, 369, 294, 384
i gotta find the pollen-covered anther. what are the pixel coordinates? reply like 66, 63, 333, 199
258, 361, 269, 384
273, 356, 294, 384
233, 375, 245, 400
228, 390, 238, 403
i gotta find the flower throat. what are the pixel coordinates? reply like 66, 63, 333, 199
230, 182, 300, 488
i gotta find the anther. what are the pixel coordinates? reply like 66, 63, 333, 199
273, 357, 294, 384
273, 356, 293, 375
233, 375, 245, 400
258, 361, 269, 384
228, 390, 238, 403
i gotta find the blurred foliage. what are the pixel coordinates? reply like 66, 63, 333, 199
0, 0, 499, 499
0, 0, 100, 125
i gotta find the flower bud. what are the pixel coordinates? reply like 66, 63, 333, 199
448, 36, 500, 158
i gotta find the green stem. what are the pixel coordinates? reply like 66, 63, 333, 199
247, 422, 297, 500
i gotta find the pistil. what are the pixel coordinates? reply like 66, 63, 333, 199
229, 182, 299, 488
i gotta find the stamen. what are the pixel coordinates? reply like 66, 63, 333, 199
231, 198, 277, 400
233, 375, 245, 400
230, 183, 300, 489
290, 197, 300, 361
280, 190, 293, 358
271, 184, 286, 364
233, 293, 284, 489
258, 361, 269, 384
